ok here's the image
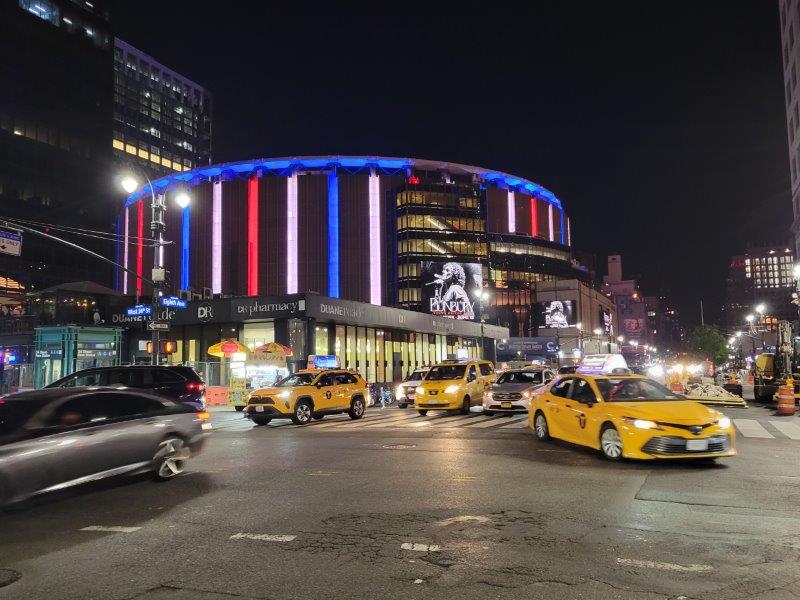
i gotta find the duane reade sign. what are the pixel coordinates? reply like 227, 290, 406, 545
0, 229, 22, 256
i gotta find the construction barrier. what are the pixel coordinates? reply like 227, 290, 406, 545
776, 385, 797, 416
683, 383, 748, 408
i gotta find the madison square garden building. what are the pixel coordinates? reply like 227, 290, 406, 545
119, 156, 586, 383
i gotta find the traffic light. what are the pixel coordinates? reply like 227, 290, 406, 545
146, 340, 177, 354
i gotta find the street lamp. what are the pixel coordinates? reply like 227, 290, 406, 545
120, 173, 190, 366
755, 303, 766, 316
735, 331, 742, 338
472, 288, 490, 359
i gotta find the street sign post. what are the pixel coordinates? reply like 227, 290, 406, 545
147, 322, 169, 331
127, 305, 153, 317
160, 296, 188, 309
0, 229, 22, 256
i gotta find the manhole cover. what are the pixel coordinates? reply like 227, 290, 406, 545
0, 569, 21, 588
382, 443, 417, 449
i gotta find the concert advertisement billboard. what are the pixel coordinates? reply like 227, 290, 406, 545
420, 261, 483, 320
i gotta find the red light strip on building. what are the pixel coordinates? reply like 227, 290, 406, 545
136, 200, 144, 296
530, 197, 538, 237
123, 206, 130, 294
247, 176, 259, 295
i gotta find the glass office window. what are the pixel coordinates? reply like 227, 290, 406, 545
376, 330, 385, 382
315, 325, 329, 356
366, 328, 376, 383
346, 326, 356, 371
335, 325, 345, 369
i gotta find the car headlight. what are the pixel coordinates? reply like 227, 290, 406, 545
444, 385, 460, 394
395, 385, 405, 399
279, 391, 291, 399
416, 386, 425, 395
485, 390, 493, 399
718, 416, 731, 429
624, 417, 659, 429
522, 390, 532, 400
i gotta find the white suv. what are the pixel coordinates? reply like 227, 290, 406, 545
483, 368, 555, 415
395, 367, 430, 409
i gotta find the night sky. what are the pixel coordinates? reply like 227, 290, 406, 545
113, 3, 791, 327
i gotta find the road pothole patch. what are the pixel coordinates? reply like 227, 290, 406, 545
0, 569, 21, 588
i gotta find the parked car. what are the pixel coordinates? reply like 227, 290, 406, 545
47, 365, 206, 410
483, 367, 555, 415
395, 367, 431, 409
0, 388, 209, 506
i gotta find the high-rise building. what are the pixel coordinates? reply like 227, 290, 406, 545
112, 39, 212, 178
0, 0, 115, 294
779, 0, 800, 254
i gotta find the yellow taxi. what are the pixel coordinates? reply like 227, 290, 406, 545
244, 369, 368, 426
529, 372, 736, 460
414, 359, 497, 415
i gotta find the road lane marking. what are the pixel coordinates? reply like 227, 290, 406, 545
311, 413, 399, 428
449, 475, 478, 481
616, 558, 713, 572
81, 526, 141, 533
734, 419, 775, 438
434, 515, 490, 527
401, 543, 440, 552
467, 414, 527, 428
306, 471, 338, 476
230, 533, 297, 542
362, 413, 424, 427
499, 416, 530, 429
769, 420, 800, 439
426, 415, 479, 427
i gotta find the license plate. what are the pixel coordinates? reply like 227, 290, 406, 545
686, 439, 708, 451
430, 391, 438, 396
255, 406, 264, 413
501, 402, 512, 409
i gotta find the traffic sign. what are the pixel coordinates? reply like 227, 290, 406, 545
127, 305, 152, 317
0, 229, 22, 257
160, 296, 188, 309
147, 322, 169, 331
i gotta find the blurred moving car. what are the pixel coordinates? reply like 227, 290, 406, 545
557, 365, 578, 375
244, 369, 368, 425
395, 367, 431, 409
0, 388, 209, 506
483, 367, 555, 415
47, 365, 206, 410
415, 360, 497, 415
529, 373, 736, 461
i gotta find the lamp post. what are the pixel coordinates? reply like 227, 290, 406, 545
576, 322, 584, 360
755, 304, 766, 352
472, 288, 490, 359
121, 174, 190, 366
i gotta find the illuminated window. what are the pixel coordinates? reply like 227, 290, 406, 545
19, 0, 59, 25
125, 144, 137, 155
112, 139, 124, 150
138, 149, 149, 160
161, 157, 172, 168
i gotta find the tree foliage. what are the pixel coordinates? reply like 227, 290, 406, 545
685, 325, 729, 365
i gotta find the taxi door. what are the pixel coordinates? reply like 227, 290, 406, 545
566, 378, 603, 446
315, 373, 339, 411
465, 364, 481, 404
335, 372, 355, 409
543, 378, 574, 439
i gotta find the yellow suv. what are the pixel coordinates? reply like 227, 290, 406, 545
244, 369, 368, 426
414, 360, 497, 415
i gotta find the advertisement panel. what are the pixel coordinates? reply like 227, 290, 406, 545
599, 307, 614, 335
420, 261, 482, 321
532, 300, 576, 329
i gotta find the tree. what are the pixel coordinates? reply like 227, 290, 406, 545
685, 325, 729, 365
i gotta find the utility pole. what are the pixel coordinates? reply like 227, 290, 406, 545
149, 193, 166, 366
700, 300, 705, 327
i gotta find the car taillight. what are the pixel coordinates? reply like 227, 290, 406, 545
187, 382, 205, 392
196, 410, 210, 420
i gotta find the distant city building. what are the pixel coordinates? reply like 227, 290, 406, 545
602, 255, 650, 345
113, 39, 212, 178
722, 243, 796, 328
779, 0, 800, 254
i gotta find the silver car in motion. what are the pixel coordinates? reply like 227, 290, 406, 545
0, 388, 209, 506
483, 368, 555, 415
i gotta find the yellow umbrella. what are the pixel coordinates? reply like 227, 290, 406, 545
254, 342, 293, 356
207, 339, 250, 358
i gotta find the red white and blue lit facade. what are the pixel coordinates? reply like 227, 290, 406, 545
120, 156, 581, 336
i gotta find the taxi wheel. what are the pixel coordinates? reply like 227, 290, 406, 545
313, 414, 325, 420
291, 401, 313, 425
348, 396, 366, 420
534, 411, 550, 441
418, 409, 428, 416
600, 425, 624, 461
460, 396, 471, 415
252, 416, 271, 426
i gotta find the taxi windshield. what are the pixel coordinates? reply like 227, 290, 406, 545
276, 373, 316, 387
497, 371, 542, 385
405, 370, 427, 381
595, 378, 682, 402
426, 365, 466, 381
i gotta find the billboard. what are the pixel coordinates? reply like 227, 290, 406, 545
599, 307, 614, 335
420, 261, 482, 320
532, 300, 576, 329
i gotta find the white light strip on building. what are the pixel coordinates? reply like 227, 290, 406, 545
567, 217, 571, 246
369, 168, 381, 304
212, 180, 222, 294
548, 204, 554, 242
158, 194, 165, 267
507, 190, 516, 233
287, 172, 298, 293
123, 206, 129, 294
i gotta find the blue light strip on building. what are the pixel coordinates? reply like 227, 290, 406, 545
181, 205, 190, 290
560, 208, 566, 244
327, 170, 340, 298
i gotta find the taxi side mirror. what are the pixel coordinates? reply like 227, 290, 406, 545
316, 382, 323, 388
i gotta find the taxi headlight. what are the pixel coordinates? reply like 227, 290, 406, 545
624, 417, 659, 430
718, 416, 731, 429
444, 385, 460, 394
279, 391, 291, 399
395, 385, 405, 399
485, 390, 493, 400
416, 386, 425, 395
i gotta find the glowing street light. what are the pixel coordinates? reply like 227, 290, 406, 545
593, 328, 602, 336
755, 303, 766, 315
120, 176, 139, 195
745, 314, 754, 324
617, 335, 625, 343
175, 191, 191, 209
735, 331, 742, 338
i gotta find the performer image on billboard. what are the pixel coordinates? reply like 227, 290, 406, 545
428, 262, 475, 320
543, 301, 569, 328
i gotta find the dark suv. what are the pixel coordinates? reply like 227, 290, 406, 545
47, 366, 206, 410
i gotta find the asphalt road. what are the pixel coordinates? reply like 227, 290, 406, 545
1, 405, 799, 600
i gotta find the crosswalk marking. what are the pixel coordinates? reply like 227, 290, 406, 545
769, 420, 800, 440
427, 414, 483, 427
465, 415, 522, 428
499, 416, 531, 429
362, 413, 424, 428
733, 419, 774, 438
